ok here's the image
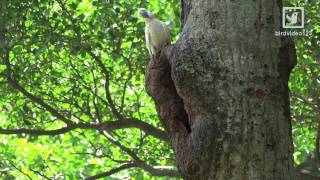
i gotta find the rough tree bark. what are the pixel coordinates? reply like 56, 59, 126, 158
146, 0, 297, 179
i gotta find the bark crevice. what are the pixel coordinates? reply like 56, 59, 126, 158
145, 47, 191, 136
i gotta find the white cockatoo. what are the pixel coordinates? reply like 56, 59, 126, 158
139, 8, 170, 56
286, 12, 299, 26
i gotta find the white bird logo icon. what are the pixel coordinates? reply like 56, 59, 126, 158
286, 12, 299, 25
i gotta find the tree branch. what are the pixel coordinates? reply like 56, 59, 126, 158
0, 119, 168, 141
86, 161, 179, 180
7, 160, 32, 180
101, 132, 178, 177
0, 126, 76, 135
85, 163, 137, 180
56, 0, 123, 123
87, 51, 123, 120
7, 78, 73, 125
98, 118, 168, 141
29, 169, 52, 180
293, 115, 320, 121
2, 51, 166, 140
3, 48, 73, 125
135, 161, 180, 177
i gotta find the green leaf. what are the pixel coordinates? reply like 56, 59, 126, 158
0, 65, 6, 72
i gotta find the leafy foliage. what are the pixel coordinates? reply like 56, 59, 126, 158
0, 0, 180, 179
284, 0, 320, 166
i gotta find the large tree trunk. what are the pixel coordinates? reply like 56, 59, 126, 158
146, 0, 296, 179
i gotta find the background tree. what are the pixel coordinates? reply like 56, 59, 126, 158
0, 0, 319, 179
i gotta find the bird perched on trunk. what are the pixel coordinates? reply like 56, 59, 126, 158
139, 8, 170, 57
